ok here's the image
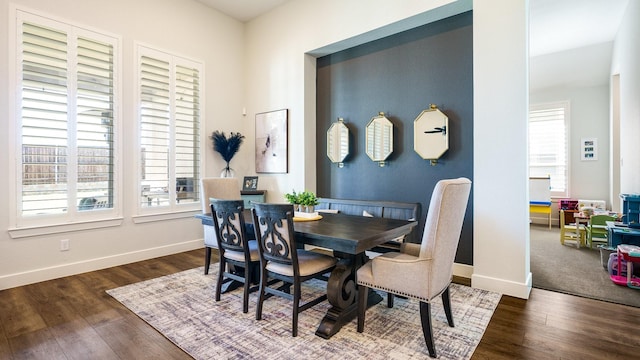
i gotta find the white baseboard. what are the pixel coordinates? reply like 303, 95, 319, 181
453, 262, 473, 279
471, 271, 532, 299
0, 239, 203, 291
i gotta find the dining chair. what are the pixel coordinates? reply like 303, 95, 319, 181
210, 199, 260, 313
200, 177, 241, 274
560, 209, 586, 247
587, 214, 617, 249
356, 177, 471, 358
251, 203, 337, 337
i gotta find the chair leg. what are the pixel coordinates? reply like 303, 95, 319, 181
419, 301, 436, 358
357, 285, 368, 332
387, 293, 395, 308
242, 272, 250, 314
204, 247, 212, 274
292, 281, 301, 337
215, 259, 225, 301
256, 268, 267, 320
441, 286, 454, 327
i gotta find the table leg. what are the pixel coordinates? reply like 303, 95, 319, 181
315, 253, 382, 339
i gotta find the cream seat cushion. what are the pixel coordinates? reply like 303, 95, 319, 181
222, 240, 260, 262
266, 250, 336, 277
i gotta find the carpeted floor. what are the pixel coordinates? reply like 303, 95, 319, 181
107, 267, 501, 360
530, 225, 640, 307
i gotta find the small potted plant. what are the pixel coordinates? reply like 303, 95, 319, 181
298, 190, 319, 213
284, 190, 301, 211
285, 190, 318, 213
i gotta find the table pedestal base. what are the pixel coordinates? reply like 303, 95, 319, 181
315, 255, 383, 339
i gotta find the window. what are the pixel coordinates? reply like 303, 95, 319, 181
137, 45, 202, 212
529, 102, 569, 198
14, 9, 120, 228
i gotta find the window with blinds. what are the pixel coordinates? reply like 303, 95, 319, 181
18, 11, 119, 221
138, 46, 201, 210
529, 102, 569, 198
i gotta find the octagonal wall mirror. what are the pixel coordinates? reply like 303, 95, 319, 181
366, 112, 393, 167
414, 104, 449, 165
327, 117, 350, 167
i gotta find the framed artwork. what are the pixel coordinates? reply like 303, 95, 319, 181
255, 109, 288, 173
243, 176, 258, 191
581, 137, 598, 161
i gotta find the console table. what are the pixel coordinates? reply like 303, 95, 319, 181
240, 190, 266, 209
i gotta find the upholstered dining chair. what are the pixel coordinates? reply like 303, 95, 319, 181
200, 177, 241, 274
356, 177, 471, 358
251, 203, 337, 337
210, 199, 260, 313
587, 214, 617, 249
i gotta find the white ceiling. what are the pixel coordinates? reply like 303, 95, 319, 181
195, 0, 629, 90
529, 0, 628, 57
195, 0, 288, 22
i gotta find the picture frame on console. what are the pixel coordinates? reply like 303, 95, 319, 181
243, 176, 258, 191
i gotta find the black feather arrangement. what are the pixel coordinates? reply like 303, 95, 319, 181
211, 131, 245, 166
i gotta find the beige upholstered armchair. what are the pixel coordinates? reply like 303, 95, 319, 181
356, 177, 471, 358
200, 177, 241, 274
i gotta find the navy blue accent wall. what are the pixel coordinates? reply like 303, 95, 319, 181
315, 11, 474, 265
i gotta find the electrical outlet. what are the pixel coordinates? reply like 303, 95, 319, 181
60, 239, 70, 251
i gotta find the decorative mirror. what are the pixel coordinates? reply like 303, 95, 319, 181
327, 117, 350, 167
414, 104, 449, 165
365, 112, 393, 167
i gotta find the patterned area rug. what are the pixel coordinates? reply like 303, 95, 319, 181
107, 267, 500, 359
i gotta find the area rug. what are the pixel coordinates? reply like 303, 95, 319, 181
107, 267, 501, 359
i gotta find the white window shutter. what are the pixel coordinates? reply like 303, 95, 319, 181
17, 11, 119, 224
529, 102, 569, 197
138, 47, 202, 210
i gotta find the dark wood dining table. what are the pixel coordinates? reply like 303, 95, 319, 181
195, 210, 418, 339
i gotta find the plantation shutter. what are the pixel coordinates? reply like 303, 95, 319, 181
21, 21, 69, 216
76, 36, 115, 210
138, 47, 201, 209
140, 55, 171, 207
19, 12, 118, 220
529, 103, 568, 197
174, 65, 200, 204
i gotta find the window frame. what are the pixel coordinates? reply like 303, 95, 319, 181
133, 43, 204, 221
529, 101, 570, 199
9, 6, 123, 237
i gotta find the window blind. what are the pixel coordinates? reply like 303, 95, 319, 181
140, 55, 171, 206
21, 21, 69, 215
18, 12, 118, 220
138, 48, 201, 209
529, 103, 568, 197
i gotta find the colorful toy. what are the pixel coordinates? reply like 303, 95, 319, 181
610, 244, 640, 289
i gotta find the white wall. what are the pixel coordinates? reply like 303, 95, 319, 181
612, 0, 640, 196
0, 0, 245, 289
531, 84, 611, 204
471, 0, 531, 298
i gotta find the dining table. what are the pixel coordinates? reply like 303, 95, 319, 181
195, 210, 418, 339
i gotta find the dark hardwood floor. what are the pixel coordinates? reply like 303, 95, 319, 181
1, 249, 639, 359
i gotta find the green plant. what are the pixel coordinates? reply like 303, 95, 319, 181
298, 190, 319, 207
284, 190, 300, 205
